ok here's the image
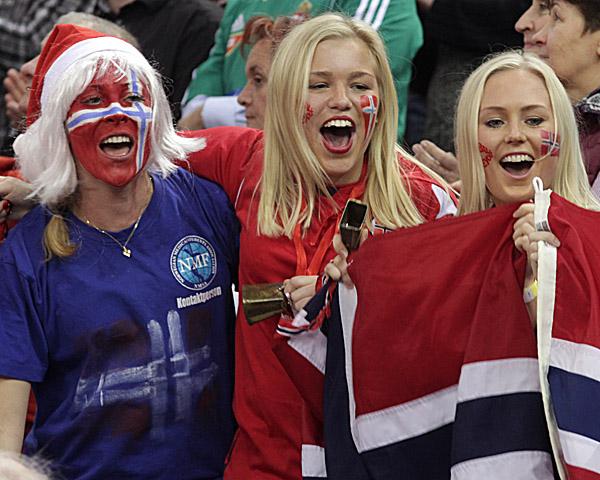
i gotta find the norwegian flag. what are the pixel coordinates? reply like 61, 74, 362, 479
360, 95, 378, 139
536, 192, 600, 480
276, 204, 562, 479
541, 130, 561, 157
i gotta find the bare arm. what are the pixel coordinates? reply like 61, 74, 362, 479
0, 378, 30, 452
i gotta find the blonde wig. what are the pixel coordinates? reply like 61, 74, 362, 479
456, 51, 599, 214
258, 13, 442, 237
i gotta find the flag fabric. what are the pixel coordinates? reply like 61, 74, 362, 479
276, 203, 558, 479
274, 281, 333, 479
536, 192, 600, 480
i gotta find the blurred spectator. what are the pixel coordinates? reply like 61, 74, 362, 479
179, 0, 314, 131
420, 0, 529, 153
237, 15, 304, 129
180, 0, 423, 141
514, 0, 551, 56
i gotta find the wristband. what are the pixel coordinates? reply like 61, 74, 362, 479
523, 280, 538, 304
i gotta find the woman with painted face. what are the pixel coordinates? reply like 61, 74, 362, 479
182, 13, 456, 480
0, 24, 238, 479
455, 51, 599, 318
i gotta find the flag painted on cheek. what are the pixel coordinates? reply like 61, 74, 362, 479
303, 103, 314, 125
540, 130, 560, 157
360, 95, 378, 141
479, 143, 493, 168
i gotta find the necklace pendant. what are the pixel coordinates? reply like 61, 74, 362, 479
122, 247, 132, 258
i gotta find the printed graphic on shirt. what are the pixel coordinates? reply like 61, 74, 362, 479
73, 310, 218, 439
226, 14, 245, 56
171, 235, 217, 291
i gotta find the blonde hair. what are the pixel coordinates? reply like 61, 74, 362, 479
456, 51, 599, 214
258, 13, 443, 237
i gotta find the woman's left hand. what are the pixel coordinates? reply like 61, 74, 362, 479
283, 275, 318, 312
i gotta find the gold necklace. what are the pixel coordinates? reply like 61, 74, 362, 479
83, 177, 153, 258
85, 214, 143, 257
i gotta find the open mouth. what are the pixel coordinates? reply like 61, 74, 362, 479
100, 134, 134, 157
500, 153, 534, 178
320, 118, 356, 154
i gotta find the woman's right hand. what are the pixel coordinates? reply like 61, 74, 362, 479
412, 140, 460, 184
324, 234, 351, 286
324, 229, 368, 288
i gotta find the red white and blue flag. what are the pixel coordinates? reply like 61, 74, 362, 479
536, 192, 600, 480
360, 94, 378, 140
275, 202, 579, 479
541, 130, 561, 157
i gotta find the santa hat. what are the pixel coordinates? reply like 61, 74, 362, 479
27, 23, 146, 126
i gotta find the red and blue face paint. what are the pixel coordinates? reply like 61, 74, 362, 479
540, 130, 560, 157
479, 142, 493, 168
360, 94, 378, 143
66, 67, 153, 187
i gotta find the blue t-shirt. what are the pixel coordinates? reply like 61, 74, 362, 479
0, 168, 238, 480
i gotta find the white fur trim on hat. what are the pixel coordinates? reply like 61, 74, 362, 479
41, 36, 147, 110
